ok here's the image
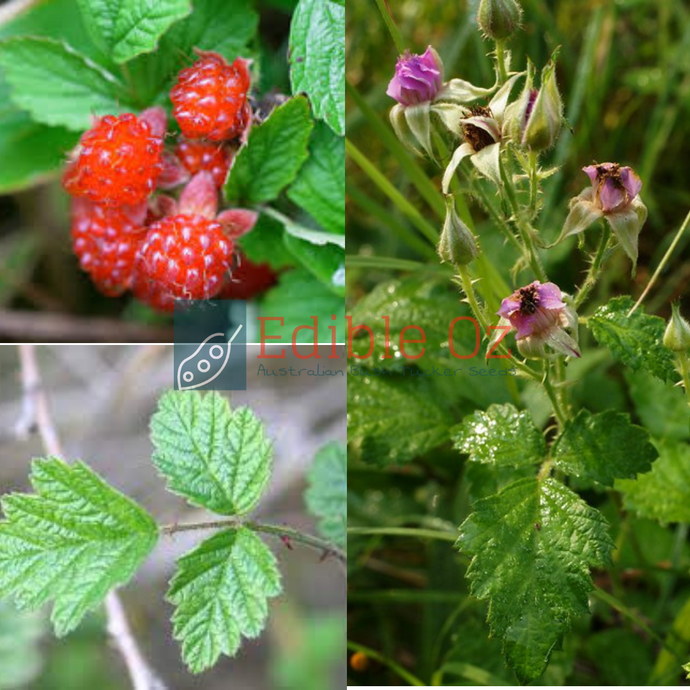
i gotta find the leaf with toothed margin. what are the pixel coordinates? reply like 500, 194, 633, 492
149, 391, 272, 515
456, 477, 613, 684
0, 458, 157, 637
167, 527, 281, 673
305, 442, 346, 548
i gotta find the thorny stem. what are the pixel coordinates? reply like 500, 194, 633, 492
677, 352, 690, 411
628, 208, 690, 316
15, 345, 162, 690
494, 40, 509, 84
542, 361, 567, 428
161, 519, 346, 566
574, 224, 611, 308
528, 150, 539, 219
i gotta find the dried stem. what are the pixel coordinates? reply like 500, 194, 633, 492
14, 344, 162, 690
161, 519, 346, 567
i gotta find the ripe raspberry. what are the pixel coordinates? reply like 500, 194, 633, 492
63, 113, 164, 206
171, 53, 250, 141
131, 267, 176, 312
71, 200, 147, 296
174, 140, 232, 188
218, 253, 278, 300
135, 213, 233, 300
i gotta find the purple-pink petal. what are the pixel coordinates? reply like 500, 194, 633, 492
620, 166, 642, 200
497, 295, 522, 319
598, 177, 627, 213
386, 46, 442, 106
536, 282, 565, 309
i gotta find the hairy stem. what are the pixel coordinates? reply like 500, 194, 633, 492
494, 40, 509, 83
574, 224, 611, 308
347, 526, 456, 542
374, 0, 406, 53
15, 345, 161, 690
161, 519, 346, 565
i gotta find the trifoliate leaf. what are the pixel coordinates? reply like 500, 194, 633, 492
305, 443, 346, 548
552, 409, 657, 486
0, 458, 158, 636
76, 0, 191, 64
616, 441, 690, 524
287, 122, 344, 235
589, 296, 678, 383
453, 404, 546, 467
289, 0, 344, 135
0, 38, 129, 130
348, 370, 454, 466
150, 391, 272, 516
0, 602, 44, 689
224, 97, 313, 204
167, 527, 281, 673
457, 477, 613, 683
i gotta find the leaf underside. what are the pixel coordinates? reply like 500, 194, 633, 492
305, 442, 346, 549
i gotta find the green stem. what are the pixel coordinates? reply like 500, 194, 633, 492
346, 138, 439, 243
628, 208, 690, 316
373, 0, 406, 54
495, 40, 509, 83
347, 641, 425, 686
528, 150, 539, 219
542, 363, 567, 427
347, 526, 457, 543
574, 225, 611, 308
678, 352, 690, 410
346, 255, 449, 272
161, 519, 346, 565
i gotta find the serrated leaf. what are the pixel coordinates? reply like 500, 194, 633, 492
0, 458, 157, 636
167, 527, 281, 673
260, 268, 345, 342
305, 443, 346, 548
225, 97, 313, 204
0, 38, 127, 129
589, 296, 678, 383
453, 404, 546, 467
289, 0, 344, 135
150, 391, 272, 516
287, 122, 344, 235
457, 477, 613, 683
76, 0, 191, 64
348, 370, 454, 466
616, 441, 690, 524
0, 602, 44, 689
239, 213, 295, 270
283, 234, 345, 295
552, 409, 657, 486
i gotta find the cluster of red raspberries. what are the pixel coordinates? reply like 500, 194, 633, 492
62, 51, 277, 311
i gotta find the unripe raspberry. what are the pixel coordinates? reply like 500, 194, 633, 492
174, 140, 232, 188
71, 199, 147, 296
477, 0, 522, 41
63, 113, 164, 206
171, 53, 251, 141
135, 213, 233, 300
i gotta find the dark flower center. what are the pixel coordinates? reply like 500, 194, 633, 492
462, 105, 496, 152
596, 162, 624, 189
518, 286, 540, 314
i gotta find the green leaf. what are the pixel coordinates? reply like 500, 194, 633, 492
348, 370, 455, 466
150, 391, 272, 516
167, 527, 281, 673
239, 213, 295, 270
76, 0, 191, 64
0, 111, 78, 193
305, 443, 346, 548
453, 404, 546, 468
260, 268, 345, 342
225, 97, 313, 204
589, 296, 678, 383
283, 234, 345, 295
0, 602, 44, 689
0, 38, 128, 129
616, 441, 690, 524
552, 409, 657, 486
457, 477, 613, 683
0, 458, 158, 636
287, 122, 344, 235
289, 0, 344, 135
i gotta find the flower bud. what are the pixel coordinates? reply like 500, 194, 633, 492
513, 55, 562, 151
664, 303, 690, 352
437, 196, 479, 265
386, 46, 443, 107
477, 0, 522, 41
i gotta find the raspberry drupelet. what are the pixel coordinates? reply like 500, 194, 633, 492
174, 140, 232, 188
63, 112, 164, 206
171, 52, 251, 141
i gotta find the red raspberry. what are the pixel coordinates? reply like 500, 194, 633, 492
171, 53, 250, 141
71, 200, 147, 296
63, 113, 164, 206
135, 213, 233, 300
218, 253, 278, 300
174, 140, 232, 188
131, 269, 176, 312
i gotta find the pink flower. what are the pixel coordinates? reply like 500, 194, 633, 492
386, 47, 443, 106
496, 281, 580, 358
583, 163, 642, 213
